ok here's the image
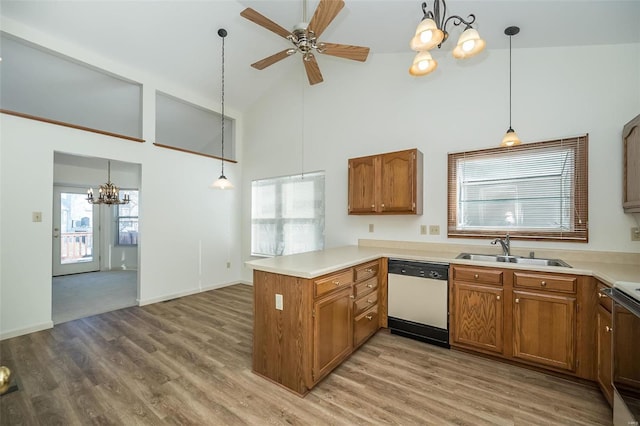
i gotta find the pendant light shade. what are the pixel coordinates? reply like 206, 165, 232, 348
501, 26, 521, 147
452, 28, 486, 59
210, 28, 234, 190
409, 51, 438, 76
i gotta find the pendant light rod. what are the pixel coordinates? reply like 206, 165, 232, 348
501, 25, 521, 147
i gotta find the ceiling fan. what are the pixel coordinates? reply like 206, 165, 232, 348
240, 0, 370, 85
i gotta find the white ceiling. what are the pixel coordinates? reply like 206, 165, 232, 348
1, 0, 639, 112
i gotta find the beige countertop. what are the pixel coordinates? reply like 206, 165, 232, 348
245, 243, 640, 287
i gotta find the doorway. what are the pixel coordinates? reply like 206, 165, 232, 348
52, 153, 140, 324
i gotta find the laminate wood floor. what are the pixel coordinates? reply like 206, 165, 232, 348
1, 284, 611, 425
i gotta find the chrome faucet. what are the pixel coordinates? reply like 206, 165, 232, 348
491, 233, 511, 256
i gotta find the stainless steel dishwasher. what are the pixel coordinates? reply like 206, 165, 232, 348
387, 259, 449, 348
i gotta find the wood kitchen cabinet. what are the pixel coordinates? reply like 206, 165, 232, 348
348, 148, 423, 215
252, 259, 383, 396
623, 113, 640, 212
450, 265, 595, 380
595, 281, 613, 406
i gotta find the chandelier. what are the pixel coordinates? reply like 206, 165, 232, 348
87, 160, 130, 205
409, 0, 485, 76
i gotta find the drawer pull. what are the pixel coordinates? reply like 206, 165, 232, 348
366, 315, 373, 321
605, 325, 613, 333
598, 292, 607, 299
474, 274, 479, 279
367, 284, 373, 288
333, 280, 340, 286
367, 299, 374, 304
496, 295, 501, 301
540, 281, 547, 287
350, 295, 355, 299
515, 298, 520, 304
364, 268, 374, 273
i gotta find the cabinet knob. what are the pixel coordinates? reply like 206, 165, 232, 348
515, 298, 520, 304
474, 274, 479, 279
333, 280, 340, 286
540, 281, 547, 287
598, 292, 607, 299
496, 295, 501, 301
366, 315, 373, 321
350, 295, 355, 299
605, 325, 613, 333
364, 268, 374, 273
371, 204, 375, 210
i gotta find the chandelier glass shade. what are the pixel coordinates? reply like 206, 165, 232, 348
210, 28, 234, 190
409, 51, 438, 76
409, 0, 485, 76
87, 160, 129, 205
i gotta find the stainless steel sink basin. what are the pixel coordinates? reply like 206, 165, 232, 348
456, 253, 571, 268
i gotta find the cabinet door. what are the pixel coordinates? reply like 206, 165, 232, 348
312, 287, 353, 383
623, 113, 640, 212
513, 290, 576, 371
379, 150, 416, 213
348, 155, 377, 214
452, 282, 504, 354
596, 305, 613, 406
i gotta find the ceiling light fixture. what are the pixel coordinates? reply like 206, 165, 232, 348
210, 28, 234, 190
501, 26, 521, 147
87, 160, 130, 205
409, 0, 485, 76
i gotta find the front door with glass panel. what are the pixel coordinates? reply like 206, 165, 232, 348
53, 186, 100, 276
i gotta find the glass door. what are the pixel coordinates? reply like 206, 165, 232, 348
53, 186, 100, 276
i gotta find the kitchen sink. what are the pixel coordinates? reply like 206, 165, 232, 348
456, 253, 571, 268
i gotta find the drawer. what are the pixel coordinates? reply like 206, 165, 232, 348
354, 292, 378, 316
597, 281, 612, 312
453, 266, 503, 286
514, 272, 576, 294
314, 269, 354, 298
355, 261, 379, 282
354, 305, 379, 347
354, 276, 378, 298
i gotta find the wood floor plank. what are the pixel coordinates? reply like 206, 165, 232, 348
0, 283, 611, 425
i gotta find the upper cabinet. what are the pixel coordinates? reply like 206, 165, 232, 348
348, 148, 423, 215
623, 113, 640, 213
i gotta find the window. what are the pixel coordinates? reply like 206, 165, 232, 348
251, 172, 325, 257
448, 135, 588, 242
116, 190, 139, 245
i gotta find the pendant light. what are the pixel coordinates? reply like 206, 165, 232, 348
501, 26, 521, 147
87, 160, 130, 205
210, 28, 234, 190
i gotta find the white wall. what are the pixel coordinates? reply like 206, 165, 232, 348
0, 22, 243, 339
241, 43, 640, 280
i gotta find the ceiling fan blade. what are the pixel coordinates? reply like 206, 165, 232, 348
303, 55, 324, 85
240, 8, 292, 39
251, 49, 294, 70
320, 42, 370, 62
308, 0, 345, 39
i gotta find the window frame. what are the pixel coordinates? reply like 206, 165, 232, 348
251, 171, 325, 257
447, 135, 588, 242
115, 189, 139, 246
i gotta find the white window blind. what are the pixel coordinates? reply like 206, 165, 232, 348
251, 171, 325, 257
448, 136, 588, 242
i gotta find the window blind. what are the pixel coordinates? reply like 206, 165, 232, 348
447, 135, 588, 242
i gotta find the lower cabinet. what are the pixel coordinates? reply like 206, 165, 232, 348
313, 287, 353, 381
451, 282, 504, 354
512, 290, 576, 371
252, 259, 382, 396
596, 303, 613, 405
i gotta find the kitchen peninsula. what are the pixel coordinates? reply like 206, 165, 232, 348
246, 241, 640, 396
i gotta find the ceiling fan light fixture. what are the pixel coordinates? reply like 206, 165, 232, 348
409, 51, 437, 76
410, 18, 444, 51
452, 27, 485, 59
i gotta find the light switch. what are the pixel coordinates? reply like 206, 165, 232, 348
275, 294, 283, 310
32, 212, 42, 222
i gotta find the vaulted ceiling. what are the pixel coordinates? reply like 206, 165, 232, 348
1, 1, 639, 112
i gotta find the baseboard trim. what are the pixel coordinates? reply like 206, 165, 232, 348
1, 321, 54, 341
139, 281, 249, 306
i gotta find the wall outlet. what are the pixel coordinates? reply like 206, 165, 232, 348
420, 225, 427, 235
429, 225, 440, 235
32, 211, 42, 222
275, 294, 283, 310
368, 224, 374, 233
632, 227, 640, 242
